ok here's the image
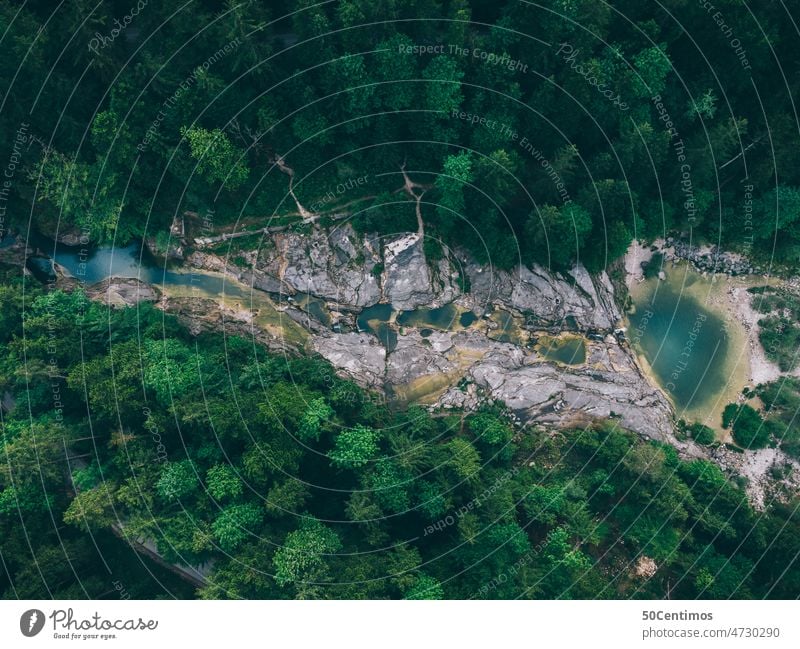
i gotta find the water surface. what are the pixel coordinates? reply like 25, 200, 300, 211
397, 303, 460, 329
357, 303, 397, 351
628, 275, 730, 412
26, 234, 247, 298
538, 335, 586, 365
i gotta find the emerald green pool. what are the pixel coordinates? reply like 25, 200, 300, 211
397, 303, 467, 330
357, 303, 397, 351
539, 336, 586, 365
359, 302, 482, 349
628, 277, 730, 411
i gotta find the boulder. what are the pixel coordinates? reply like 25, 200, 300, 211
312, 332, 386, 388
468, 261, 618, 330
268, 225, 382, 306
87, 277, 160, 307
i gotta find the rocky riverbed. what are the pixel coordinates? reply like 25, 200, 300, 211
9, 224, 800, 507
155, 224, 678, 445
664, 237, 763, 276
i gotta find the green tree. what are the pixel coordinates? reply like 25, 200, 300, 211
273, 518, 342, 588
435, 151, 473, 234
63, 484, 117, 531
265, 479, 310, 517
404, 574, 444, 599
753, 186, 800, 261
31, 151, 124, 242
728, 404, 770, 448
422, 56, 464, 115
329, 425, 380, 469
447, 437, 481, 482
297, 398, 335, 442
206, 464, 244, 501
631, 45, 672, 98
688, 422, 716, 445
212, 504, 264, 553
525, 204, 593, 269
156, 461, 199, 501
181, 126, 250, 189
143, 339, 202, 404
468, 412, 513, 446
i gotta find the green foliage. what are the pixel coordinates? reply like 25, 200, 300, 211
3, 288, 798, 599
631, 45, 672, 97
434, 151, 473, 229
687, 422, 716, 445
329, 425, 380, 469
758, 317, 800, 372
756, 378, 800, 459
297, 398, 335, 442
447, 437, 481, 481
265, 479, 310, 517
468, 411, 514, 446
206, 464, 244, 502
404, 574, 444, 599
181, 126, 250, 189
415, 480, 448, 519
752, 186, 800, 262
273, 518, 342, 588
143, 339, 203, 404
212, 504, 264, 552
422, 56, 464, 115
4, 1, 800, 602
525, 204, 593, 269
363, 459, 411, 513
156, 461, 199, 501
723, 404, 770, 449
31, 151, 124, 242
63, 484, 117, 531
722, 403, 738, 429
0, 484, 51, 516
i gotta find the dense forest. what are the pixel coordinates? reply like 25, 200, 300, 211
2, 1, 800, 600
2, 1, 800, 268
0, 275, 798, 599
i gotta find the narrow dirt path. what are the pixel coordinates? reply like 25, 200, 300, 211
400, 162, 427, 238
272, 155, 315, 221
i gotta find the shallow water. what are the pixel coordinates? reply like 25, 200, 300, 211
397, 303, 460, 329
628, 274, 730, 412
487, 309, 521, 344
26, 234, 250, 299
292, 293, 331, 326
459, 311, 478, 327
356, 303, 397, 351
359, 302, 484, 350
538, 336, 586, 365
